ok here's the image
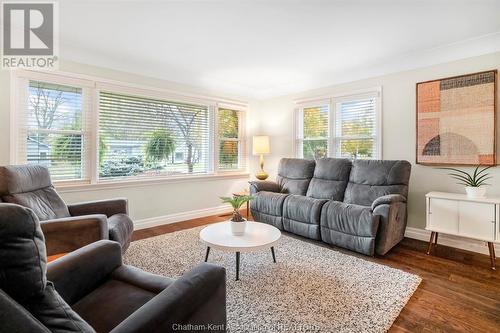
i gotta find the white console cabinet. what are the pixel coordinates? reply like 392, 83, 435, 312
425, 192, 499, 270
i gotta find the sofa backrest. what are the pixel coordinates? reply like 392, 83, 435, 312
343, 160, 411, 207
0, 203, 48, 300
0, 165, 70, 220
276, 158, 316, 195
0, 203, 95, 333
306, 158, 352, 200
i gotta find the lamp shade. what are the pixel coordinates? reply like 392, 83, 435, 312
252, 135, 270, 155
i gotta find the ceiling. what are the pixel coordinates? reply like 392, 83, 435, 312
59, 0, 500, 99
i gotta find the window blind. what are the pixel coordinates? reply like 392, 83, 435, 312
335, 98, 378, 159
299, 105, 329, 160
218, 108, 245, 170
99, 92, 211, 179
21, 80, 87, 181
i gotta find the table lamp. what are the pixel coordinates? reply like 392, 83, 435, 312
253, 135, 270, 180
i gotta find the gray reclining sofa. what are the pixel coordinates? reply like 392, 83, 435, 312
250, 158, 411, 256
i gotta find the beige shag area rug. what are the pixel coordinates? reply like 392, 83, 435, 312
124, 226, 421, 333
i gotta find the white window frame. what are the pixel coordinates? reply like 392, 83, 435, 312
11, 71, 95, 186
295, 100, 331, 159
216, 103, 247, 172
11, 70, 249, 190
294, 87, 382, 159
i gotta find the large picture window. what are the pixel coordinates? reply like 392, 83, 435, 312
296, 90, 381, 160
13, 72, 247, 185
99, 92, 211, 179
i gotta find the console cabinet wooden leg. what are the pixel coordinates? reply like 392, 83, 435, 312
426, 232, 436, 255
488, 242, 496, 270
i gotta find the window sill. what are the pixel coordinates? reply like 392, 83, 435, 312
55, 172, 250, 193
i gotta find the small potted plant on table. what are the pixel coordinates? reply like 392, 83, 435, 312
220, 194, 254, 235
440, 165, 494, 198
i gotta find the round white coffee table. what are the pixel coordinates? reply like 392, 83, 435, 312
199, 221, 281, 280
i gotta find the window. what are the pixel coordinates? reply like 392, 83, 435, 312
24, 80, 86, 181
296, 89, 381, 160
335, 97, 378, 159
218, 108, 244, 170
13, 71, 248, 185
297, 105, 329, 159
99, 92, 211, 179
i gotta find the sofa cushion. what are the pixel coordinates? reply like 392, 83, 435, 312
276, 158, 315, 195
25, 283, 96, 333
283, 195, 328, 240
250, 191, 288, 229
72, 279, 155, 333
306, 158, 352, 200
320, 201, 380, 255
343, 160, 411, 207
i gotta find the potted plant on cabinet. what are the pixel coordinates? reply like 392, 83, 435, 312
220, 194, 254, 235
440, 165, 494, 198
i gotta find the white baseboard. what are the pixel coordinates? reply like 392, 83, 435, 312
404, 227, 498, 256
134, 205, 232, 230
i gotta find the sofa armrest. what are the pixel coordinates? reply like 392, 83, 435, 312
68, 198, 128, 218
371, 194, 406, 211
372, 200, 408, 256
47, 240, 122, 305
41, 215, 108, 256
110, 263, 226, 333
249, 180, 281, 194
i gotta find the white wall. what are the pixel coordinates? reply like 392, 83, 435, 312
253, 52, 500, 229
0, 61, 261, 225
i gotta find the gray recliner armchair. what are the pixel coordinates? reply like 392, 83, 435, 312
0, 165, 133, 255
250, 158, 411, 256
0, 203, 227, 333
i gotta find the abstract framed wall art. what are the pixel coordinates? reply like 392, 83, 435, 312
416, 70, 497, 166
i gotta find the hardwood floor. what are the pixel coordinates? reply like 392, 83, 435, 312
132, 212, 500, 333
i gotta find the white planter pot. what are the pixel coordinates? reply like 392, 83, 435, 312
230, 220, 247, 236
465, 186, 487, 198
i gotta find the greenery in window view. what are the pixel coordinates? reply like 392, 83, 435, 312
302, 101, 375, 160
144, 129, 176, 167
52, 121, 82, 165
219, 109, 239, 169
339, 101, 375, 159
29, 81, 66, 130
28, 83, 241, 180
339, 122, 374, 159
98, 92, 211, 178
303, 107, 328, 159
28, 82, 83, 180
161, 104, 205, 173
